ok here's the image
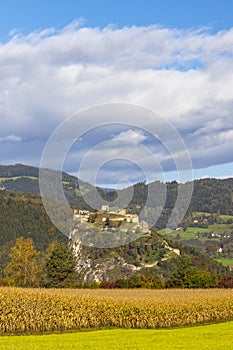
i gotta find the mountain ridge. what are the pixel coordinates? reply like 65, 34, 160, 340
1, 163, 233, 218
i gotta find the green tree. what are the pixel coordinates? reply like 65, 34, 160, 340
44, 242, 78, 288
4, 237, 41, 287
168, 255, 218, 288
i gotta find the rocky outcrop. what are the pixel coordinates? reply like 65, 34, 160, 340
69, 230, 182, 283
70, 238, 141, 283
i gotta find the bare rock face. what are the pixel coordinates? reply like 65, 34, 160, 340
70, 238, 142, 283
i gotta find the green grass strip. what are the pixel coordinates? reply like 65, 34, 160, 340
0, 321, 232, 350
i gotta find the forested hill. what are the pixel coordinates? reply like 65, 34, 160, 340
190, 178, 233, 214
0, 164, 93, 209
0, 165, 230, 284
127, 178, 233, 216
0, 163, 90, 193
0, 163, 81, 182
0, 164, 233, 217
0, 189, 227, 283
0, 190, 67, 269
107, 179, 231, 229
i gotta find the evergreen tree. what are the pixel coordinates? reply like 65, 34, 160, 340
44, 242, 78, 288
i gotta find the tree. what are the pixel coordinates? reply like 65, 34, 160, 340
167, 254, 218, 288
44, 242, 78, 288
4, 237, 41, 287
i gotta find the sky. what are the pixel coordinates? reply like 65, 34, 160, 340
1, 0, 233, 187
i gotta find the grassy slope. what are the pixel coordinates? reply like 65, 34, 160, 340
0, 322, 232, 350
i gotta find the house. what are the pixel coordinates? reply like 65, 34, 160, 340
125, 214, 139, 223
73, 209, 91, 223
101, 204, 109, 212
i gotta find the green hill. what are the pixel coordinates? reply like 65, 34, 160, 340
0, 189, 227, 285
0, 164, 94, 210
71, 229, 226, 285
0, 164, 231, 285
1, 164, 233, 220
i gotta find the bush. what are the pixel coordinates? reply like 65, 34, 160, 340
211, 276, 233, 288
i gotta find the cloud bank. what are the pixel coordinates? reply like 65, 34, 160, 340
0, 21, 233, 184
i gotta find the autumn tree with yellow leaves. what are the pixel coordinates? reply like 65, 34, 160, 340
4, 237, 41, 287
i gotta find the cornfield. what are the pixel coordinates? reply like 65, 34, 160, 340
0, 288, 232, 334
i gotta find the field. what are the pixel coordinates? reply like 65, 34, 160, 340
160, 223, 232, 238
0, 322, 233, 350
160, 219, 233, 249
216, 258, 233, 267
0, 288, 232, 335
0, 176, 38, 182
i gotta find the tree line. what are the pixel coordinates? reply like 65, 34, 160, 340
1, 237, 232, 289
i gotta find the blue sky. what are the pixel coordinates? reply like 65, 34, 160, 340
1, 0, 233, 186
1, 0, 233, 38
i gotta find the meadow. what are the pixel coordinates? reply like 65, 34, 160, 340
160, 223, 232, 239
0, 321, 233, 350
216, 258, 233, 267
0, 288, 232, 334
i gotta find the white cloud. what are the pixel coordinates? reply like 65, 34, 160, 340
114, 129, 147, 142
0, 21, 233, 183
0, 134, 22, 142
